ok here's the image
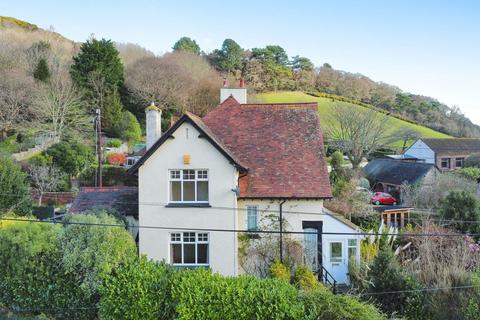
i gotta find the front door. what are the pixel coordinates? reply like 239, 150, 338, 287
304, 227, 318, 270
326, 241, 348, 284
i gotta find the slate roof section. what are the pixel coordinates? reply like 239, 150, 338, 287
363, 159, 437, 186
203, 96, 332, 198
421, 138, 480, 155
69, 187, 138, 219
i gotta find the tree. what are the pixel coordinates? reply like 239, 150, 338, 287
70, 38, 124, 94
211, 39, 244, 74
390, 127, 420, 151
33, 71, 89, 141
327, 105, 390, 169
173, 36, 201, 55
29, 165, 66, 205
465, 153, 480, 168
115, 111, 142, 143
45, 141, 95, 178
439, 191, 480, 234
0, 157, 31, 215
59, 211, 137, 297
0, 70, 34, 140
102, 88, 124, 136
33, 58, 50, 82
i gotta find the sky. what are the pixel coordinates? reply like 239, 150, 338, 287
2, 0, 480, 124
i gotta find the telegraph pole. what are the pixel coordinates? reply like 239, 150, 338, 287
95, 108, 103, 187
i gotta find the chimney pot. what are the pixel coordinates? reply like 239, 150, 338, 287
222, 79, 228, 88
239, 78, 245, 88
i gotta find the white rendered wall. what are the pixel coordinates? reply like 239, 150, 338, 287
138, 122, 239, 275
220, 88, 247, 104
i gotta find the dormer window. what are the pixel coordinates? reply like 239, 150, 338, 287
169, 169, 209, 203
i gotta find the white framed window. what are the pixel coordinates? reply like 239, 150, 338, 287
170, 232, 209, 265
246, 206, 258, 231
347, 239, 357, 260
169, 169, 209, 203
440, 158, 450, 169
329, 242, 343, 263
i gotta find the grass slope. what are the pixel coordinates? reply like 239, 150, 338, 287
256, 91, 450, 148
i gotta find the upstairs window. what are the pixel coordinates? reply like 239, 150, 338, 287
169, 169, 209, 203
246, 206, 258, 231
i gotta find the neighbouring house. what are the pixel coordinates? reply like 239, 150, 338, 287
373, 205, 412, 228
69, 186, 139, 240
128, 82, 362, 284
404, 138, 480, 171
363, 159, 438, 202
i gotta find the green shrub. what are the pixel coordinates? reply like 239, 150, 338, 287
269, 260, 291, 283
465, 153, 480, 168
116, 111, 142, 143
0, 157, 32, 215
45, 141, 95, 177
99, 257, 176, 320
106, 138, 122, 148
171, 268, 304, 320
300, 288, 384, 320
293, 265, 319, 291
439, 191, 480, 234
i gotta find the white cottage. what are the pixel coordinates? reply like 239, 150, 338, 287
128, 84, 361, 284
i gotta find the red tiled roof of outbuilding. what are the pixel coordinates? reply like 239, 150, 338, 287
203, 96, 332, 199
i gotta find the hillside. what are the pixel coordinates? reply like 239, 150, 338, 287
255, 91, 451, 148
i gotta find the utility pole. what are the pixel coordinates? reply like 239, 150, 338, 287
95, 108, 103, 187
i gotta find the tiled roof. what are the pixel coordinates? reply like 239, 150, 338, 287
421, 138, 480, 155
363, 159, 437, 186
69, 187, 138, 218
203, 96, 332, 198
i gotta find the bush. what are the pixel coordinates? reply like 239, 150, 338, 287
106, 138, 122, 148
0, 157, 32, 215
465, 153, 480, 168
106, 152, 126, 165
79, 165, 137, 187
300, 287, 384, 320
115, 111, 142, 143
45, 141, 95, 177
269, 260, 291, 283
440, 190, 480, 234
99, 257, 176, 320
293, 265, 319, 291
59, 212, 137, 297
171, 268, 304, 320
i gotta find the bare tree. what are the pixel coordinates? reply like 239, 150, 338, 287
0, 69, 34, 140
327, 104, 390, 169
29, 165, 66, 205
33, 70, 89, 141
389, 127, 421, 152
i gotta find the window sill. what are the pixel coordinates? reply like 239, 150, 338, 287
165, 203, 211, 208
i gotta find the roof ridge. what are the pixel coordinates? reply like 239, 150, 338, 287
240, 102, 318, 107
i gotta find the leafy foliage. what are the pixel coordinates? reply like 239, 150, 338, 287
300, 287, 385, 320
440, 191, 480, 234
115, 111, 142, 143
210, 39, 243, 74
293, 265, 319, 291
33, 58, 50, 82
44, 141, 94, 177
171, 268, 304, 320
106, 152, 126, 165
269, 260, 291, 283
99, 257, 177, 320
0, 157, 31, 215
465, 153, 480, 168
172, 37, 201, 55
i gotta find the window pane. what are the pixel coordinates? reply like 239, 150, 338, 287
330, 242, 342, 262
171, 244, 182, 263
197, 244, 208, 264
183, 181, 195, 201
197, 170, 208, 179
170, 170, 180, 179
197, 181, 209, 201
183, 170, 195, 180
348, 247, 357, 259
348, 239, 357, 247
170, 181, 181, 201
183, 244, 195, 263
171, 233, 181, 242
247, 206, 258, 231
183, 232, 196, 242
197, 233, 208, 242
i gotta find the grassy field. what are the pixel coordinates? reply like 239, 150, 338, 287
255, 91, 451, 148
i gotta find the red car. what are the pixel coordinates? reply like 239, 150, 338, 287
371, 192, 397, 205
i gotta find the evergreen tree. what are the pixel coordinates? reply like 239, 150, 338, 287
33, 58, 50, 82
0, 157, 31, 215
211, 39, 244, 74
102, 89, 124, 137
70, 38, 124, 95
172, 37, 201, 55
